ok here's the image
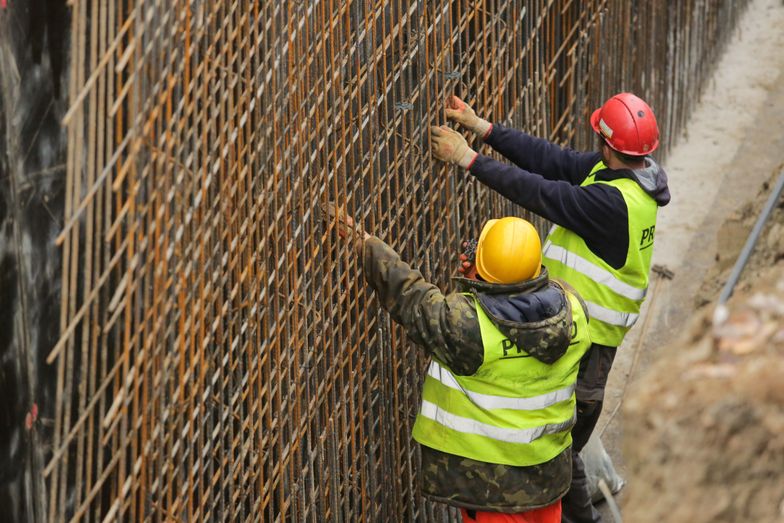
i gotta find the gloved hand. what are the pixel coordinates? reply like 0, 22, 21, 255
322, 202, 370, 249
445, 95, 492, 137
430, 125, 477, 168
458, 239, 478, 279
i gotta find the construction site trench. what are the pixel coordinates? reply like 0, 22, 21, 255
1, 0, 783, 521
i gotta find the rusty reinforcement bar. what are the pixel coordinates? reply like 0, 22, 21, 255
47, 1, 748, 521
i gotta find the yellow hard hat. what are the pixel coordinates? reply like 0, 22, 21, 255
475, 217, 542, 284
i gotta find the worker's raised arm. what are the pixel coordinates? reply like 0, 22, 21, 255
482, 124, 599, 185
469, 155, 630, 269
360, 237, 484, 375
444, 95, 598, 184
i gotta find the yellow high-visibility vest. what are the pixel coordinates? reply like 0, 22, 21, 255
543, 161, 658, 347
412, 291, 590, 467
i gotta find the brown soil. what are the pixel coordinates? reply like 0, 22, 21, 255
697, 164, 784, 308
621, 190, 784, 522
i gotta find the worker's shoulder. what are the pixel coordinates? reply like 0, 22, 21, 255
550, 278, 590, 323
407, 288, 479, 332
572, 179, 628, 211
441, 291, 481, 325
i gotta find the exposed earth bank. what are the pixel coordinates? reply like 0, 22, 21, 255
594, 0, 784, 520
622, 185, 784, 522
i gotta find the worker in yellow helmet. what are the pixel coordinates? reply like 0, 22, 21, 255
327, 208, 591, 523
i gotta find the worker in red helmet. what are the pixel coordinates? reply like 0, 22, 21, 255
432, 92, 670, 523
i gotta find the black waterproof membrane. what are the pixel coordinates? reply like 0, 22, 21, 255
0, 1, 68, 521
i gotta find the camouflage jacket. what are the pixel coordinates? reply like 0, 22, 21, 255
362, 237, 584, 512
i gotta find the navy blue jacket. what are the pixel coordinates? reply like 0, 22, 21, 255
469, 124, 671, 269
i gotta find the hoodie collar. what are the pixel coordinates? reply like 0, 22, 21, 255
595, 157, 671, 206
453, 270, 574, 364
452, 267, 550, 294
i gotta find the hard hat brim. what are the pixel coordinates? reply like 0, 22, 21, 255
475, 219, 499, 283
590, 107, 602, 135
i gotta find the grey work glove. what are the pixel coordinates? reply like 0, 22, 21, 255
445, 95, 492, 137
430, 125, 477, 168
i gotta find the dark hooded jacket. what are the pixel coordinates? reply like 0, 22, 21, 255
469, 123, 670, 269
362, 237, 589, 512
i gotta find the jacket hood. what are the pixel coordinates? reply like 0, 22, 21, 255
455, 269, 574, 364
630, 157, 670, 206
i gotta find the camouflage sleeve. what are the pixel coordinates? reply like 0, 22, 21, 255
361, 237, 484, 375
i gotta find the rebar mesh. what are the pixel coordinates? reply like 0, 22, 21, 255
49, 0, 747, 521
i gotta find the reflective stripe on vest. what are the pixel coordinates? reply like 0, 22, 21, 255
419, 400, 577, 445
584, 301, 639, 328
411, 292, 591, 467
427, 360, 576, 411
542, 161, 657, 346
542, 243, 647, 301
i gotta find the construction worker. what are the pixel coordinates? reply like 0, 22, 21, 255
431, 93, 670, 522
327, 208, 592, 523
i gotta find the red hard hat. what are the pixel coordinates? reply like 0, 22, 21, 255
590, 93, 660, 155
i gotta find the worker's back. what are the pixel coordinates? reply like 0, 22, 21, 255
411, 279, 590, 519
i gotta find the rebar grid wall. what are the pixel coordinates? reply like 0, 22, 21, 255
49, 1, 746, 521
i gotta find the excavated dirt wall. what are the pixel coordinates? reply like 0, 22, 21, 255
623, 178, 784, 521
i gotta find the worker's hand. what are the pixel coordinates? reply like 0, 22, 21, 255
430, 125, 477, 168
458, 239, 478, 279
445, 95, 491, 137
322, 202, 370, 246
